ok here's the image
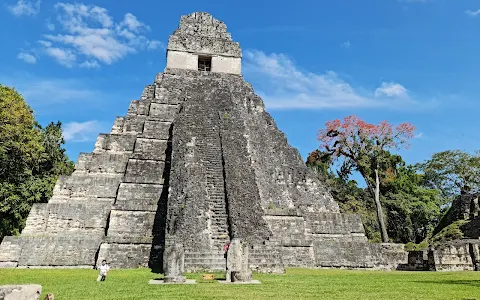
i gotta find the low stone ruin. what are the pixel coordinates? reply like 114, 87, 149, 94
399, 239, 480, 271
0, 284, 42, 300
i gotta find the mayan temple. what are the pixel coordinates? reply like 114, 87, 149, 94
0, 12, 407, 272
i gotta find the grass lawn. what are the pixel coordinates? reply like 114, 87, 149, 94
0, 268, 479, 300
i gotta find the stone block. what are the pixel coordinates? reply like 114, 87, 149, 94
305, 212, 365, 235
54, 172, 123, 198
141, 85, 155, 100
110, 116, 125, 134
94, 134, 137, 152
154, 86, 183, 105
148, 103, 178, 121
16, 235, 103, 267
97, 243, 152, 268
21, 204, 48, 234
75, 152, 129, 173
0, 237, 22, 264
142, 120, 171, 139
263, 216, 310, 246
42, 201, 110, 234
312, 237, 376, 268
127, 100, 150, 116
0, 284, 42, 300
281, 246, 315, 268
124, 160, 165, 184
122, 116, 146, 134
132, 138, 168, 160
107, 210, 155, 238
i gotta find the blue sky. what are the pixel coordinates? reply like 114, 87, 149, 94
0, 0, 479, 169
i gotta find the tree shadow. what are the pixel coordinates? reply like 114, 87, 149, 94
415, 280, 480, 287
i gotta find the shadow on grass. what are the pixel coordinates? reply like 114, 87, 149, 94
416, 280, 480, 287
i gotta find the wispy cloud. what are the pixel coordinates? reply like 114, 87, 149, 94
17, 51, 37, 64
414, 132, 425, 139
79, 60, 100, 69
341, 41, 351, 48
26, 3, 163, 68
375, 82, 408, 98
465, 9, 480, 17
63, 120, 104, 142
7, 0, 40, 16
243, 50, 425, 110
44, 47, 76, 67
46, 18, 55, 30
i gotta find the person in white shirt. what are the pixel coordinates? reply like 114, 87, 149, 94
97, 260, 110, 282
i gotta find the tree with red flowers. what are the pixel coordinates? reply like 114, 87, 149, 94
317, 115, 415, 242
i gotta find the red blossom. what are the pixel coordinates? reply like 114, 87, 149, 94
318, 115, 416, 159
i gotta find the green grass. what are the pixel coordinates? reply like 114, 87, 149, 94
1, 268, 479, 300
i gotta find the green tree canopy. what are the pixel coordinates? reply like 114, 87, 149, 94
0, 85, 74, 240
416, 150, 480, 199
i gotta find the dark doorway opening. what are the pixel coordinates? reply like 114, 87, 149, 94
198, 56, 212, 71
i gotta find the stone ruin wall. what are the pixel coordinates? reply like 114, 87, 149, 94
399, 239, 480, 271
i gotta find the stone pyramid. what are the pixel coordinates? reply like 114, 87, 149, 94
0, 12, 407, 272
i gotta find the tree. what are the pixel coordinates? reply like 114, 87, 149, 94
0, 85, 43, 181
380, 160, 442, 243
307, 150, 381, 241
417, 150, 480, 200
317, 115, 415, 242
0, 85, 74, 241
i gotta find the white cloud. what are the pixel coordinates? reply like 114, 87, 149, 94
465, 9, 480, 17
79, 60, 100, 69
341, 41, 351, 48
8, 0, 40, 16
63, 120, 102, 142
46, 18, 55, 30
33, 3, 162, 68
147, 40, 163, 50
414, 132, 424, 139
243, 50, 417, 110
374, 82, 409, 98
17, 51, 37, 64
44, 47, 76, 67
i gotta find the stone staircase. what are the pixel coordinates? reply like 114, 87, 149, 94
203, 133, 230, 251
181, 88, 231, 272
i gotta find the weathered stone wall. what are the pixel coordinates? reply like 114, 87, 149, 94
429, 240, 480, 271
167, 12, 241, 57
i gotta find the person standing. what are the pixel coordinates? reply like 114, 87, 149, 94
97, 260, 110, 282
